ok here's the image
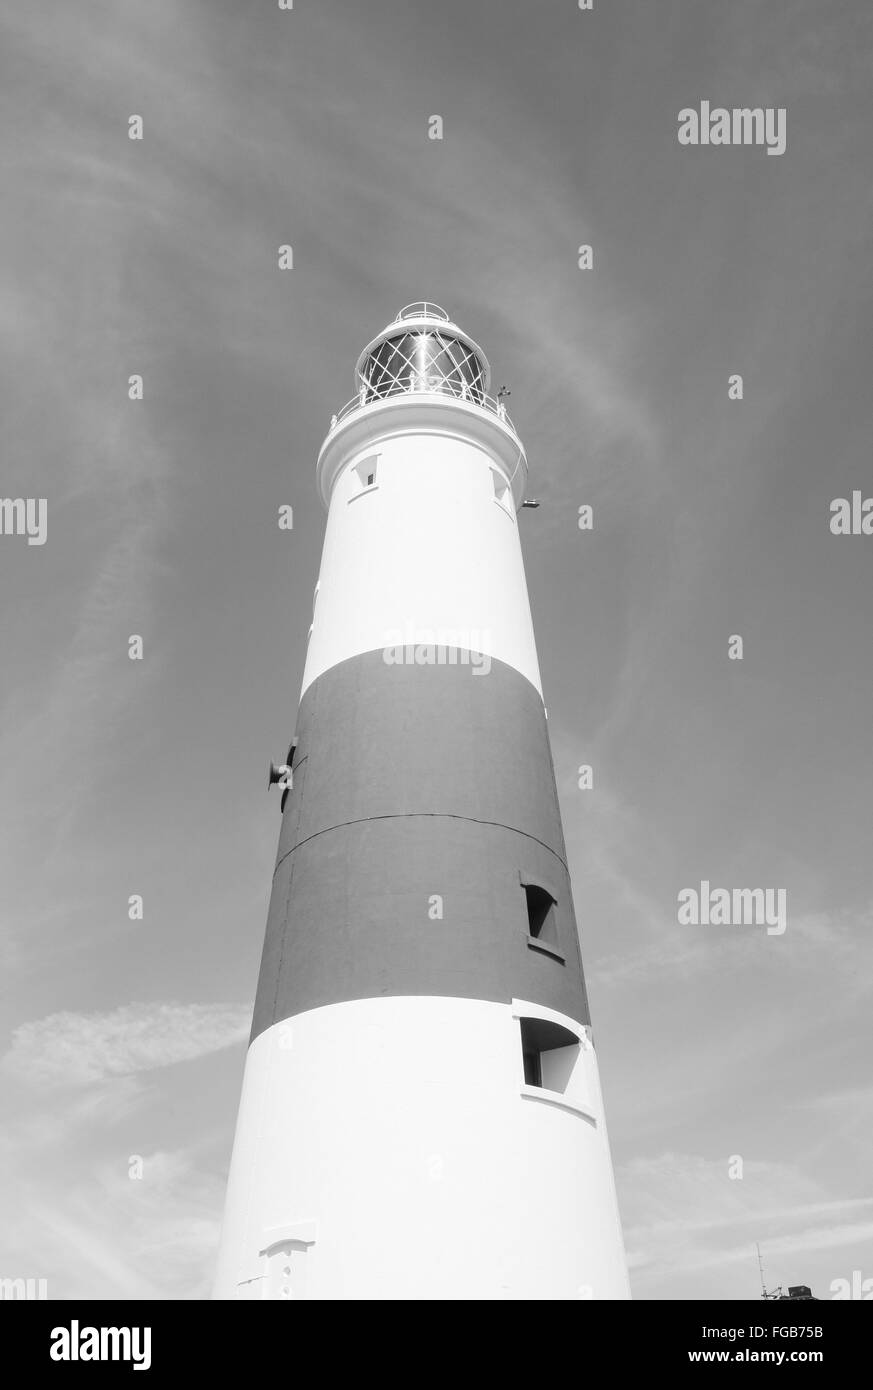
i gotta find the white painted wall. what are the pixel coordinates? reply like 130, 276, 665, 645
301, 425, 543, 698
213, 996, 630, 1301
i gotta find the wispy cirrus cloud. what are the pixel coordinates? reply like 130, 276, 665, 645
2, 1001, 249, 1088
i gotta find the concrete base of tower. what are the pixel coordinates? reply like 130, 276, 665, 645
213, 996, 630, 1300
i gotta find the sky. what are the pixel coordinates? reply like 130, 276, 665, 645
1, 0, 872, 1301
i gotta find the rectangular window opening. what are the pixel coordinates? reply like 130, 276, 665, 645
352, 455, 379, 496
491, 469, 513, 515
519, 1016, 581, 1096
525, 883, 558, 945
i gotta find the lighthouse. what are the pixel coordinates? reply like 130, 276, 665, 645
214, 303, 630, 1300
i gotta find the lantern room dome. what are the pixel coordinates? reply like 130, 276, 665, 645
355, 303, 492, 407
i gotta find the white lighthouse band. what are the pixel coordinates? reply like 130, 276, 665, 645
214, 304, 630, 1301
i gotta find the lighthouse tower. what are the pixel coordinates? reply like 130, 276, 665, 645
214, 304, 630, 1300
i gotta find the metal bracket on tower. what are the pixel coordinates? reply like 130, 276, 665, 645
269, 738, 298, 812
268, 761, 293, 792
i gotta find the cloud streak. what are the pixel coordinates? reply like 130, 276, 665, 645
2, 1002, 250, 1088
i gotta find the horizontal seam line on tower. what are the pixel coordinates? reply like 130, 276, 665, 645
301, 650, 546, 707
274, 813, 568, 875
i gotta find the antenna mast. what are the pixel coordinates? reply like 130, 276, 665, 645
756, 1243, 782, 1299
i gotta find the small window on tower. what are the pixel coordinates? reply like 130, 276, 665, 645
521, 878, 564, 962
492, 469, 513, 517
519, 1016, 580, 1094
350, 455, 379, 500
525, 884, 556, 942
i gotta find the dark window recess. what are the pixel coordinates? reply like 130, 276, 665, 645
524, 883, 558, 946
522, 1047, 542, 1087
519, 1016, 580, 1092
353, 456, 378, 492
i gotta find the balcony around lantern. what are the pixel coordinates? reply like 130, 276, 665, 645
327, 378, 516, 435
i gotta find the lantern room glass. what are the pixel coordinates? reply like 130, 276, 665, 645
359, 330, 487, 406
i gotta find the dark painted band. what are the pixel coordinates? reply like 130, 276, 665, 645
250, 649, 590, 1041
